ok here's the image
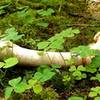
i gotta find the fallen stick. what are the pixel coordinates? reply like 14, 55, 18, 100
0, 32, 100, 67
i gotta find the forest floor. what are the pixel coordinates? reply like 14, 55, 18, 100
0, 0, 100, 100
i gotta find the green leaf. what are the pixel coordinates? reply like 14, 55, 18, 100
89, 92, 97, 97
14, 82, 28, 93
94, 97, 100, 100
8, 77, 28, 93
72, 70, 82, 77
71, 46, 95, 58
81, 73, 87, 78
90, 74, 100, 82
3, 27, 23, 41
5, 27, 13, 33
91, 86, 100, 93
86, 51, 100, 68
28, 79, 37, 88
49, 39, 64, 50
61, 28, 74, 38
5, 87, 13, 100
3, 57, 18, 68
37, 42, 50, 49
69, 66, 76, 72
37, 28, 80, 51
75, 76, 82, 80
39, 68, 55, 83
72, 29, 80, 34
68, 96, 83, 100
34, 68, 55, 83
61, 28, 80, 38
48, 34, 60, 42
37, 8, 54, 16
90, 76, 97, 81
33, 84, 42, 94
63, 75, 71, 82
34, 72, 43, 81
96, 74, 100, 82
77, 65, 86, 71
86, 67, 97, 73
51, 64, 61, 69
9, 77, 21, 87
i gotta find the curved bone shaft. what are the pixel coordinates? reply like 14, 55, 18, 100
0, 42, 83, 67
1, 32, 100, 67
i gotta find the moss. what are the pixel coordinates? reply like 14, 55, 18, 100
41, 87, 59, 100
87, 1, 100, 20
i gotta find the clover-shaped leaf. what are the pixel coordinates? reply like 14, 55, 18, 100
69, 66, 76, 72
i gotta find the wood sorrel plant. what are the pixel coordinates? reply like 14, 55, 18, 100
4, 64, 61, 99
37, 28, 80, 51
